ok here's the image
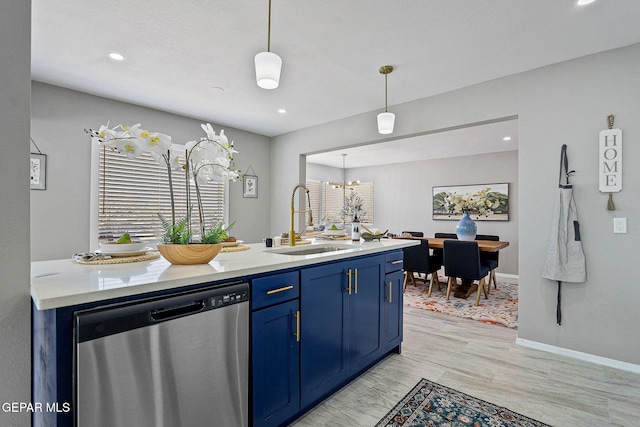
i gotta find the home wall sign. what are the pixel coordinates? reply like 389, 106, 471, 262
599, 115, 622, 194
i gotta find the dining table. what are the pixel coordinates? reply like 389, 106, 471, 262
393, 235, 510, 299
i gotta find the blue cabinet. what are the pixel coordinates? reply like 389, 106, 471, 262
250, 251, 404, 425
299, 255, 385, 409
251, 272, 300, 427
384, 251, 404, 352
384, 269, 404, 351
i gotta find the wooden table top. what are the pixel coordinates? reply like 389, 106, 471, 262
395, 236, 509, 252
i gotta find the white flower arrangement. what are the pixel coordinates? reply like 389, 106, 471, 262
86, 123, 240, 244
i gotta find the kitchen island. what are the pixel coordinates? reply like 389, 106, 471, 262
32, 239, 416, 427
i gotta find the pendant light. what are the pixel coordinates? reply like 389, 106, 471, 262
377, 65, 395, 134
255, 0, 282, 89
326, 154, 360, 189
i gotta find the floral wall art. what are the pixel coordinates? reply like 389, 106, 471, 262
432, 183, 509, 221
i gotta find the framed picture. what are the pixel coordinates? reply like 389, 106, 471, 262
432, 183, 509, 221
30, 153, 47, 190
243, 175, 258, 198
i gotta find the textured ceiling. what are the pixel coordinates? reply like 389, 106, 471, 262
32, 1, 640, 139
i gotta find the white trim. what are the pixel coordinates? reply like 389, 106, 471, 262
89, 137, 100, 250
496, 273, 518, 284
516, 338, 640, 374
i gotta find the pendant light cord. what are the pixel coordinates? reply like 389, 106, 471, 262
384, 73, 388, 113
267, 0, 272, 52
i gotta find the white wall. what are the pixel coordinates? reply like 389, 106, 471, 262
0, 1, 31, 425
30, 82, 272, 261
272, 43, 640, 366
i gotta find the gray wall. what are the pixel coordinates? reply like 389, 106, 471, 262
0, 1, 31, 425
272, 43, 640, 366
344, 151, 519, 275
30, 82, 271, 261
307, 151, 519, 275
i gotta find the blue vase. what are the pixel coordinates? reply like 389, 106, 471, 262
456, 212, 477, 241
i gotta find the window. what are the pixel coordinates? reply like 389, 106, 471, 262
306, 181, 374, 225
93, 143, 227, 243
305, 180, 322, 226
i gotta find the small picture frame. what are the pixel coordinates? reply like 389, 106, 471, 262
243, 175, 258, 198
30, 153, 47, 190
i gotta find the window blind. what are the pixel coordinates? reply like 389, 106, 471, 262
98, 145, 225, 242
305, 180, 322, 226
320, 182, 374, 224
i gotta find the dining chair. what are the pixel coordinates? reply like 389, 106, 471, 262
475, 234, 499, 294
401, 240, 442, 294
443, 240, 490, 306
433, 232, 457, 262
401, 231, 424, 237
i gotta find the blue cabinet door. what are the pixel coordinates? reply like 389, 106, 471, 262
300, 262, 349, 409
252, 299, 300, 427
347, 255, 385, 374
384, 269, 404, 352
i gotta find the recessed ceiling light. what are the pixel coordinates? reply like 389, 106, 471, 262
277, 109, 287, 114
577, 0, 596, 5
503, 136, 512, 141
108, 52, 125, 61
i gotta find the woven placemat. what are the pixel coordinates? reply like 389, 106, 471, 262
221, 244, 251, 253
281, 238, 313, 245
75, 252, 160, 265
315, 235, 351, 241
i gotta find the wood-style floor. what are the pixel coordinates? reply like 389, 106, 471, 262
291, 307, 640, 427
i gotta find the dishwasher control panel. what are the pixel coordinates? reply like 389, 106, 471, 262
210, 289, 249, 308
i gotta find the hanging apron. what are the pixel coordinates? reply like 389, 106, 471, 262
542, 144, 586, 325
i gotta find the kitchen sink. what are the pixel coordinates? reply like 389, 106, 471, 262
267, 245, 352, 256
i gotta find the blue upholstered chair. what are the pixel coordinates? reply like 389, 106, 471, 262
402, 240, 442, 294
432, 232, 456, 264
475, 234, 500, 294
434, 233, 457, 239
443, 240, 490, 306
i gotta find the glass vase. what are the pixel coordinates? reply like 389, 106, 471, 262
456, 212, 477, 241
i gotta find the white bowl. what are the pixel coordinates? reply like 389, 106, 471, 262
98, 241, 147, 253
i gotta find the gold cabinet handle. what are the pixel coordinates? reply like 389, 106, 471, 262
346, 269, 352, 295
391, 260, 403, 265
293, 311, 300, 342
354, 268, 358, 294
266, 285, 294, 295
388, 281, 393, 303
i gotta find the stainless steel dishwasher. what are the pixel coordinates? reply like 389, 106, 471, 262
74, 282, 249, 427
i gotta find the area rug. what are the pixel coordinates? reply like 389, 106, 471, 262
403, 279, 518, 329
375, 378, 550, 427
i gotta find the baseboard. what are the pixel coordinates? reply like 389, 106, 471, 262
516, 338, 640, 374
495, 273, 518, 284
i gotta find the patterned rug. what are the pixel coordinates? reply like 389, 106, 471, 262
403, 277, 518, 329
375, 378, 550, 427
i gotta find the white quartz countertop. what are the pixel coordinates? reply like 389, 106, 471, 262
31, 239, 417, 310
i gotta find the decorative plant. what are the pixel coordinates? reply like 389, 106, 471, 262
340, 191, 367, 223
86, 122, 240, 244
441, 187, 500, 218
